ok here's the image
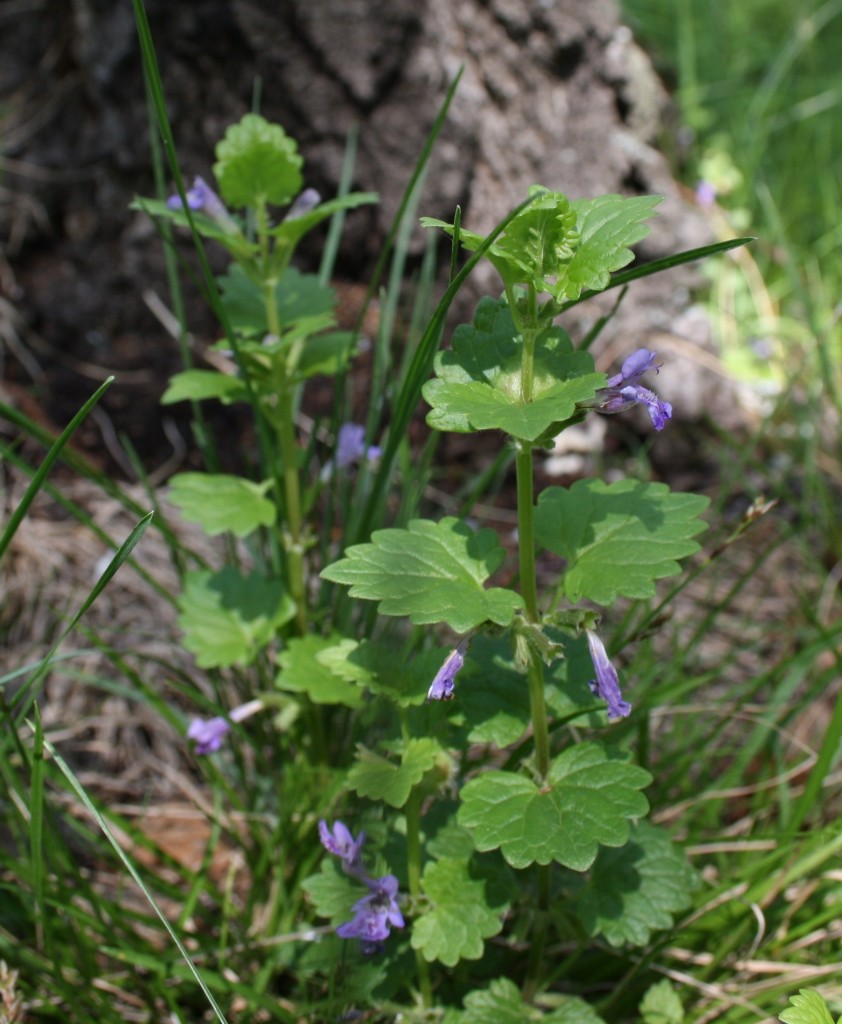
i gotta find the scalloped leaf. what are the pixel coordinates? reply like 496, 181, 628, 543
535, 478, 709, 604
412, 858, 507, 966
275, 634, 364, 707
213, 113, 303, 207
558, 195, 663, 299
452, 977, 607, 1024
320, 517, 523, 633
347, 738, 444, 808
458, 743, 651, 870
574, 822, 699, 947
268, 191, 378, 247
640, 980, 685, 1024
301, 859, 360, 926
219, 264, 336, 338
169, 472, 276, 537
422, 298, 602, 440
160, 370, 247, 406
779, 990, 837, 1024
177, 568, 295, 668
317, 639, 442, 707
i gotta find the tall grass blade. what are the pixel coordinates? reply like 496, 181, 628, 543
45, 740, 231, 1024
0, 376, 113, 563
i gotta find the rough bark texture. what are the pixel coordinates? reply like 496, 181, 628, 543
0, 0, 723, 466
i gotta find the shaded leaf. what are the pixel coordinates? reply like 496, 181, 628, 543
423, 298, 602, 440
640, 980, 685, 1024
450, 977, 607, 1024
575, 822, 699, 947
535, 479, 709, 604
347, 738, 444, 808
177, 568, 295, 668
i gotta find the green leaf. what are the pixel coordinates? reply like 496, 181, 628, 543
301, 860, 360, 926
640, 980, 685, 1024
320, 517, 523, 633
458, 743, 651, 870
559, 194, 663, 300
294, 331, 357, 380
453, 978, 606, 1024
779, 990, 836, 1024
177, 568, 295, 668
169, 473, 276, 537
412, 858, 507, 965
275, 635, 364, 707
347, 738, 443, 808
535, 479, 709, 604
213, 113, 303, 208
268, 191, 378, 247
160, 370, 247, 405
219, 264, 336, 338
574, 822, 699, 947
316, 639, 439, 707
422, 298, 602, 441
458, 636, 530, 747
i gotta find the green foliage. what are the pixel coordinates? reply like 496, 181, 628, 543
347, 738, 446, 807
572, 821, 699, 946
445, 978, 607, 1024
412, 857, 509, 965
639, 980, 685, 1024
177, 568, 295, 667
423, 297, 603, 441
458, 744, 651, 870
780, 990, 838, 1024
213, 113, 304, 208
535, 479, 710, 603
168, 472, 276, 536
320, 517, 523, 632
276, 635, 364, 707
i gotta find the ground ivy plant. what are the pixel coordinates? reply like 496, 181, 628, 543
140, 115, 712, 1019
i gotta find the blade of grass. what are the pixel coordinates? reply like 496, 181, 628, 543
0, 376, 113, 563
44, 739, 231, 1024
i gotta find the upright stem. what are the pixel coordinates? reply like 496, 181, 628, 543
405, 785, 432, 1007
263, 276, 308, 636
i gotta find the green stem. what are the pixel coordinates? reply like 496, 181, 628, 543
405, 785, 432, 1007
262, 270, 308, 636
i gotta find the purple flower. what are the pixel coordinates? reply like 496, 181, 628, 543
335, 423, 382, 470
186, 699, 264, 755
285, 188, 322, 220
336, 874, 405, 951
167, 176, 236, 229
591, 348, 672, 431
695, 180, 717, 208
187, 716, 231, 755
318, 820, 367, 877
586, 631, 631, 720
426, 638, 470, 702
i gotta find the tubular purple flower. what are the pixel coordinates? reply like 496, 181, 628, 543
186, 699, 264, 755
426, 637, 470, 702
187, 716, 231, 755
336, 874, 405, 950
285, 188, 322, 220
335, 423, 381, 469
318, 820, 367, 877
591, 348, 672, 431
585, 630, 631, 720
166, 176, 237, 231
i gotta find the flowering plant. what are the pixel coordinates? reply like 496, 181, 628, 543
132, 112, 747, 1019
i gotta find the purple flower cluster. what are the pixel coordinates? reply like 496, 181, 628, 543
319, 820, 404, 953
166, 176, 233, 225
336, 423, 382, 470
593, 349, 672, 431
586, 630, 631, 720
